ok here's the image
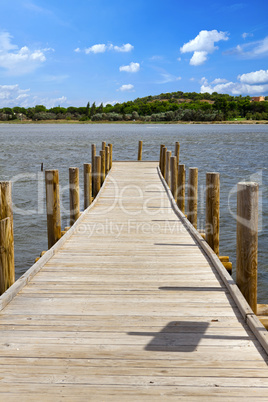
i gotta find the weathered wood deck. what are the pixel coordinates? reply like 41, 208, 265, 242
0, 161, 268, 400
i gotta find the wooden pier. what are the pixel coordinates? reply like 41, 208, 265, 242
0, 161, 268, 400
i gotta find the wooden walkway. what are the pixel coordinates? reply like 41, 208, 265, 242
0, 161, 268, 400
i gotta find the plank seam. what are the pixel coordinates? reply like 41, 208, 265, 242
157, 166, 268, 356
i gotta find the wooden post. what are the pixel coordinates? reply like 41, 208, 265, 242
69, 167, 80, 225
0, 182, 13, 225
108, 143, 113, 169
45, 170, 61, 249
0, 181, 15, 294
138, 140, 143, 161
178, 164, 186, 213
0, 218, 14, 295
100, 150, 105, 185
175, 142, 180, 166
84, 163, 92, 209
170, 156, 178, 202
159, 144, 165, 169
166, 150, 171, 187
162, 147, 167, 179
102, 141, 106, 151
206, 172, 220, 256
94, 155, 101, 197
236, 182, 258, 314
187, 167, 198, 229
105, 146, 110, 174
91, 144, 96, 173
91, 144, 96, 197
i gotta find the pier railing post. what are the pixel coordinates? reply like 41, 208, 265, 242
206, 172, 220, 256
177, 164, 186, 214
138, 140, 143, 161
108, 143, 113, 169
166, 150, 171, 187
175, 141, 180, 165
159, 144, 165, 170
100, 150, 105, 185
84, 163, 92, 209
0, 182, 15, 295
161, 146, 167, 179
93, 155, 101, 197
105, 146, 110, 175
236, 182, 258, 314
69, 167, 80, 225
187, 167, 198, 229
45, 170, 61, 249
170, 156, 178, 202
91, 144, 96, 197
102, 141, 106, 151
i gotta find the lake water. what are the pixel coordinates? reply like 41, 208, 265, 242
0, 123, 267, 301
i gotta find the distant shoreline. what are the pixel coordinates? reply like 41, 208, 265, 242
0, 120, 268, 125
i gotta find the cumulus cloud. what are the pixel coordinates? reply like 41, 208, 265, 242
74, 47, 81, 53
119, 62, 140, 73
0, 83, 68, 108
0, 84, 30, 107
238, 69, 268, 85
180, 30, 229, 65
83, 43, 134, 55
113, 43, 133, 52
200, 70, 268, 95
0, 31, 50, 75
85, 44, 107, 54
118, 84, 134, 92
211, 78, 228, 84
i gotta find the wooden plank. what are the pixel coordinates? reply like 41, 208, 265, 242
0, 161, 267, 399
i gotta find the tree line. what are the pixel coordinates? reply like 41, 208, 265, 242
1, 91, 268, 122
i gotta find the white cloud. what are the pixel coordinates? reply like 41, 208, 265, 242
242, 32, 253, 39
113, 43, 133, 52
190, 51, 208, 66
0, 32, 49, 75
180, 30, 229, 65
200, 72, 268, 95
238, 69, 268, 85
85, 44, 107, 54
119, 62, 140, 73
118, 84, 134, 92
157, 73, 181, 84
103, 100, 119, 106
74, 48, 81, 53
0, 83, 68, 108
226, 36, 268, 58
83, 43, 134, 55
211, 78, 228, 84
0, 84, 30, 107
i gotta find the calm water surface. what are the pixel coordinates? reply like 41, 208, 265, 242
0, 124, 267, 301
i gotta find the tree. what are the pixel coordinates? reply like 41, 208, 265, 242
34, 105, 46, 113
86, 102, 90, 117
90, 102, 96, 117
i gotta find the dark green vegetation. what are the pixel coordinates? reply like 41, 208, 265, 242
1, 92, 268, 122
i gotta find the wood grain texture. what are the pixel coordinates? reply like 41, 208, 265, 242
236, 182, 258, 314
0, 162, 266, 400
83, 163, 92, 209
206, 172, 220, 256
187, 167, 198, 228
69, 167, 80, 225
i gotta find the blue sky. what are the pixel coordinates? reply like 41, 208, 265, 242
0, 0, 268, 108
